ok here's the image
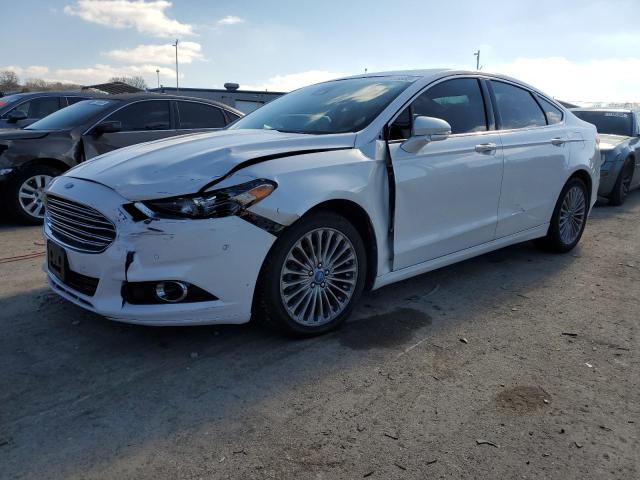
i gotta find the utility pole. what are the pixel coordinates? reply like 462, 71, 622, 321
173, 39, 179, 93
474, 50, 482, 70
156, 69, 160, 89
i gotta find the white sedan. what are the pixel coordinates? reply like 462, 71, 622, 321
43, 70, 600, 335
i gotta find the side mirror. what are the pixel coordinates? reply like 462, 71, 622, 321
7, 111, 27, 124
92, 121, 122, 135
400, 116, 452, 154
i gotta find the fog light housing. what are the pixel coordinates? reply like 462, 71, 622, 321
121, 281, 218, 305
155, 281, 188, 303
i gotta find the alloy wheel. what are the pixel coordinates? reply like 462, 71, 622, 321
279, 227, 358, 326
558, 185, 586, 245
18, 174, 53, 219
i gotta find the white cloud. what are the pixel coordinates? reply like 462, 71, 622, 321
488, 57, 640, 103
1, 65, 50, 78
217, 15, 244, 26
243, 70, 348, 92
53, 63, 176, 85
104, 41, 203, 65
64, 0, 192, 37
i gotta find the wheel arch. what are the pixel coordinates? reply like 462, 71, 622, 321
567, 168, 593, 207
300, 199, 379, 291
17, 157, 70, 174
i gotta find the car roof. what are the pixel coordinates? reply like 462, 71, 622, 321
8, 90, 105, 98
104, 93, 243, 115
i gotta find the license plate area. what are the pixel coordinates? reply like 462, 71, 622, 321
47, 240, 67, 283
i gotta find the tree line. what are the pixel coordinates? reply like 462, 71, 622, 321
0, 70, 147, 94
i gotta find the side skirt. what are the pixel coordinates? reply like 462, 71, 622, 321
372, 224, 549, 290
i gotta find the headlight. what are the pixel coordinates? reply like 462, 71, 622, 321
143, 179, 277, 219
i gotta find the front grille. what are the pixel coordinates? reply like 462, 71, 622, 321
45, 195, 116, 253
63, 268, 100, 296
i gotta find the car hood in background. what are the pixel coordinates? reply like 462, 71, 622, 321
66, 129, 356, 200
0, 129, 51, 141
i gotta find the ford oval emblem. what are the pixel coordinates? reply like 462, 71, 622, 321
64, 182, 74, 189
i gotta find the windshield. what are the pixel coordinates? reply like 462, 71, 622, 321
230, 76, 416, 134
573, 110, 633, 137
26, 99, 117, 130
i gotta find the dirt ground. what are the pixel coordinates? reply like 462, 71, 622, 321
0, 196, 638, 480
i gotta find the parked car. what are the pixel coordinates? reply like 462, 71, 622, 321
43, 70, 599, 336
0, 94, 242, 223
0, 91, 104, 129
571, 108, 640, 205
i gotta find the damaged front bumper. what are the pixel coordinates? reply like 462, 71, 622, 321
44, 177, 277, 326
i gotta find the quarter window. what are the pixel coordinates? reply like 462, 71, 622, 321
536, 95, 563, 125
390, 78, 487, 140
107, 100, 171, 131
177, 102, 226, 129
491, 81, 546, 129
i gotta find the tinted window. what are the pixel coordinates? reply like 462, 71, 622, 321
177, 102, 226, 129
390, 78, 487, 139
26, 99, 116, 130
537, 96, 563, 124
108, 100, 171, 131
226, 111, 241, 123
13, 97, 60, 118
231, 76, 416, 134
572, 110, 633, 137
492, 81, 546, 129
0, 93, 26, 111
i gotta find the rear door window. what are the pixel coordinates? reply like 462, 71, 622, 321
176, 101, 226, 129
66, 96, 89, 106
107, 100, 171, 131
491, 81, 546, 129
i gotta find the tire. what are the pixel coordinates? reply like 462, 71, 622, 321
6, 164, 61, 225
609, 159, 633, 206
254, 211, 367, 336
536, 177, 589, 253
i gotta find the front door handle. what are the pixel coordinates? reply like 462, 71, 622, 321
475, 143, 497, 153
551, 137, 567, 146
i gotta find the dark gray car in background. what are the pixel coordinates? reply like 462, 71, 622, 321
572, 108, 640, 205
0, 94, 242, 223
0, 91, 103, 129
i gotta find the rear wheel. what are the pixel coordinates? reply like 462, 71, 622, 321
7, 164, 61, 225
609, 159, 634, 206
536, 177, 588, 253
254, 211, 367, 336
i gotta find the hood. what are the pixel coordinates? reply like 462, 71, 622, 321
66, 129, 356, 200
599, 134, 630, 151
0, 129, 51, 141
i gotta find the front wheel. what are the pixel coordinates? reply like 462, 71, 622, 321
609, 159, 633, 206
6, 164, 61, 225
536, 177, 589, 253
254, 211, 367, 336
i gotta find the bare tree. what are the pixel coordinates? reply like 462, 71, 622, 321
109, 75, 148, 90
24, 78, 48, 91
0, 70, 20, 92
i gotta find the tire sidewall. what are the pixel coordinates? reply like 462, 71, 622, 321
610, 160, 632, 206
256, 211, 367, 336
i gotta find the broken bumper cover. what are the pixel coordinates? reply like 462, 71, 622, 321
44, 178, 276, 326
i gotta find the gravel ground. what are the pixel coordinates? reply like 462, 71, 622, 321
0, 196, 638, 480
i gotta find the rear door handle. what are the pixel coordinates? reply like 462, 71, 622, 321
551, 137, 567, 146
475, 143, 497, 153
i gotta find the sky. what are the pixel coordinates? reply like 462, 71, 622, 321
2, 0, 639, 102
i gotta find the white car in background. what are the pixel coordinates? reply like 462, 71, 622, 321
44, 70, 600, 336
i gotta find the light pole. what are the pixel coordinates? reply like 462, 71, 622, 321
172, 39, 179, 93
474, 50, 482, 70
156, 69, 160, 89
